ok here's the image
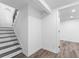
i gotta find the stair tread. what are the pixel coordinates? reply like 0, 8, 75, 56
0, 29, 14, 31
0, 48, 21, 58
0, 32, 15, 34
0, 39, 17, 44
0, 34, 15, 37
0, 35, 16, 38
3, 50, 22, 58
0, 37, 17, 42
0, 45, 20, 54
0, 43, 19, 50
0, 31, 14, 34
0, 27, 13, 28
0, 41, 18, 48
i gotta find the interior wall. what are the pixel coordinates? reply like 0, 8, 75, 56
14, 6, 28, 56
14, 5, 42, 56
0, 3, 15, 27
42, 9, 60, 53
14, 4, 60, 56
28, 6, 42, 56
60, 20, 79, 42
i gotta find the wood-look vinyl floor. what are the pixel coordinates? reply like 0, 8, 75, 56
13, 53, 27, 58
13, 40, 79, 58
57, 40, 79, 58
29, 49, 57, 58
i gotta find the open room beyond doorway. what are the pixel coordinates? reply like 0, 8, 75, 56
59, 4, 79, 43
58, 3, 79, 58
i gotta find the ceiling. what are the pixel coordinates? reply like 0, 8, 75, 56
45, 0, 79, 10
0, 0, 78, 11
0, 0, 79, 19
44, 0, 79, 22
0, 0, 29, 9
59, 4, 79, 22
0, 0, 50, 14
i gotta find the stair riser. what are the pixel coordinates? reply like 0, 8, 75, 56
0, 41, 18, 47
0, 27, 13, 30
0, 39, 17, 44
0, 45, 20, 54
0, 37, 17, 42
0, 48, 21, 58
0, 31, 14, 33
0, 32, 15, 34
0, 34, 16, 37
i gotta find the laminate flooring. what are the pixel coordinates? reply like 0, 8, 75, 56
58, 40, 79, 58
13, 40, 79, 58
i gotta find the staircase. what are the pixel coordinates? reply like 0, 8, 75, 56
0, 27, 22, 58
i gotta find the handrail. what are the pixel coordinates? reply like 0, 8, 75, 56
12, 10, 20, 27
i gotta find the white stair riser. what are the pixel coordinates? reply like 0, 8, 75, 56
0, 45, 20, 54
3, 50, 22, 58
0, 28, 13, 30
0, 41, 18, 47
0, 34, 15, 37
0, 37, 17, 42
0, 31, 14, 33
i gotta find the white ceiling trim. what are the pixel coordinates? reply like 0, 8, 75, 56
38, 0, 52, 13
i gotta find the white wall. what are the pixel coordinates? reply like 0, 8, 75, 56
28, 6, 42, 56
14, 5, 42, 56
0, 3, 15, 27
42, 9, 60, 53
14, 4, 60, 56
14, 6, 28, 56
60, 20, 79, 42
